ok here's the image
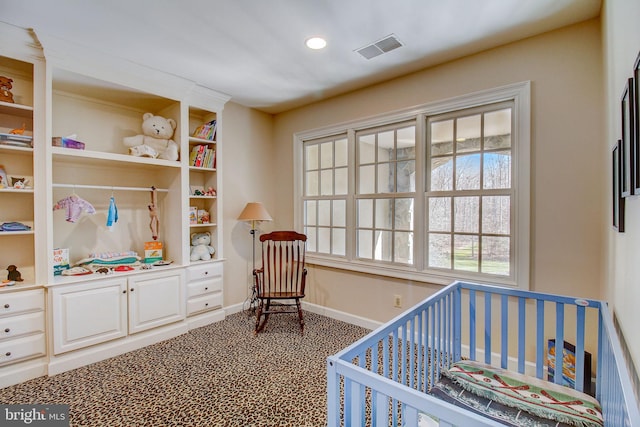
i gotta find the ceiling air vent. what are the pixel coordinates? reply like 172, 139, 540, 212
356, 34, 403, 60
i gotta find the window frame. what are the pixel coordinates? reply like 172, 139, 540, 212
293, 81, 530, 289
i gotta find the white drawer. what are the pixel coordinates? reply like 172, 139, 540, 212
0, 311, 45, 340
187, 277, 223, 298
0, 289, 44, 317
187, 293, 222, 315
187, 262, 223, 282
0, 333, 46, 366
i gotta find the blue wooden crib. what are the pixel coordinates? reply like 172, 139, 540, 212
327, 281, 640, 426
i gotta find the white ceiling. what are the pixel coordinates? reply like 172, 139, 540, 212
1, 0, 601, 114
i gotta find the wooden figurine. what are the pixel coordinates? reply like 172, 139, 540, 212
0, 76, 15, 103
6, 265, 23, 282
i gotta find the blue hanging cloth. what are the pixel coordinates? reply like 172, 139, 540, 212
106, 196, 118, 231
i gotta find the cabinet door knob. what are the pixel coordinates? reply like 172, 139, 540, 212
204, 271, 208, 275
3, 304, 9, 309
205, 303, 209, 306
122, 290, 127, 294
5, 352, 10, 357
130, 288, 134, 292
4, 328, 9, 333
204, 287, 208, 291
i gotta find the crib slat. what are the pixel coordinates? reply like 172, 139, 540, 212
429, 305, 435, 388
436, 300, 442, 379
575, 305, 586, 393
485, 291, 492, 365
517, 296, 526, 374
445, 294, 450, 367
554, 302, 565, 385
349, 379, 363, 426
501, 294, 508, 369
469, 289, 476, 361
536, 299, 544, 379
596, 313, 604, 402
417, 310, 423, 392
454, 286, 462, 363
374, 390, 387, 426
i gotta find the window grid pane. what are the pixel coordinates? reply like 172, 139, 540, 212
426, 102, 514, 278
303, 135, 349, 257
354, 123, 416, 265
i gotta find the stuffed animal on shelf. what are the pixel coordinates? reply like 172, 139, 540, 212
6, 265, 23, 282
190, 231, 215, 261
123, 113, 179, 161
0, 76, 14, 103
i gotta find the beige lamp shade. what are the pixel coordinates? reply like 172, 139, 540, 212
237, 202, 272, 222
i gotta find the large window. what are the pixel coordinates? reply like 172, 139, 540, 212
295, 83, 530, 288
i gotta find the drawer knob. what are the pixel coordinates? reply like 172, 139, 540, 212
205, 303, 209, 306
205, 287, 208, 291
4, 328, 9, 333
5, 352, 10, 357
3, 304, 8, 309
204, 271, 208, 275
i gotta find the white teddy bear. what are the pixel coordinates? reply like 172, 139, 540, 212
190, 232, 215, 261
123, 112, 179, 161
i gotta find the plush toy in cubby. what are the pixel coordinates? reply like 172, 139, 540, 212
123, 113, 179, 161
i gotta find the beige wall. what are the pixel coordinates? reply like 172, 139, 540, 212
602, 0, 640, 374
220, 102, 275, 307
263, 19, 604, 323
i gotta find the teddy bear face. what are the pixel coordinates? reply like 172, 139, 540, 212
141, 112, 176, 140
191, 232, 211, 246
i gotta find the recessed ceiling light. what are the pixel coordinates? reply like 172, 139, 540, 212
305, 37, 327, 50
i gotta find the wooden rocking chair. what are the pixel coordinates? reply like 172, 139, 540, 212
253, 231, 307, 335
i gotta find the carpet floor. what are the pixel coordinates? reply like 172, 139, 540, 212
0, 311, 370, 427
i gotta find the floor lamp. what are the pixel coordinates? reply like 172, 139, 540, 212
237, 202, 272, 313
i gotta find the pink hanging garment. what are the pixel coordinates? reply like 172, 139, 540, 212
53, 194, 96, 223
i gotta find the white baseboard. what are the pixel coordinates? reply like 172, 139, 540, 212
187, 309, 226, 330
302, 302, 381, 331
0, 358, 47, 389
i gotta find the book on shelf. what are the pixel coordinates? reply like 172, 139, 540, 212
191, 144, 206, 167
0, 133, 33, 148
189, 207, 197, 225
192, 120, 217, 141
189, 144, 215, 168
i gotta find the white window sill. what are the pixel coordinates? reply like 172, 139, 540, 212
305, 254, 520, 288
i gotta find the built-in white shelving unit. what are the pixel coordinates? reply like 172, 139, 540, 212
0, 22, 230, 387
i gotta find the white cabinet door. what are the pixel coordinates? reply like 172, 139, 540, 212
51, 278, 128, 355
128, 270, 185, 334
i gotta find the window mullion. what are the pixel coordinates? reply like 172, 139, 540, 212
347, 129, 357, 261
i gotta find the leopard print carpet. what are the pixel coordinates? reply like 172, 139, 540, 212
0, 311, 370, 426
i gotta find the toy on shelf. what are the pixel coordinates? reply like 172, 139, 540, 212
6, 265, 23, 282
190, 231, 215, 261
9, 123, 25, 135
0, 76, 14, 103
123, 113, 179, 161
148, 186, 159, 240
